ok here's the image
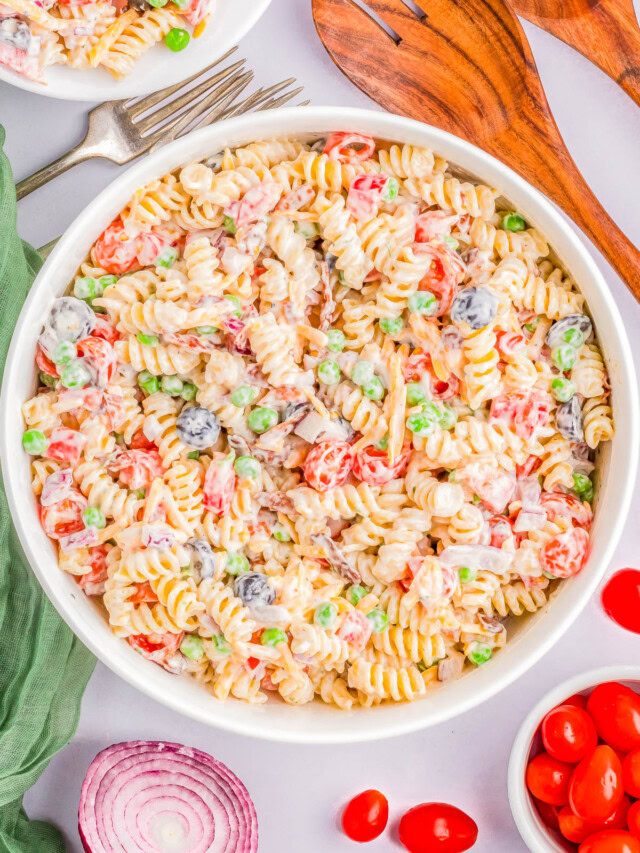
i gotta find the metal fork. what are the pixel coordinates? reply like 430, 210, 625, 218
17, 48, 304, 200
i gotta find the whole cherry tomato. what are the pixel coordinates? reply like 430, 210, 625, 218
558, 806, 601, 844
564, 693, 589, 711
542, 704, 598, 763
579, 830, 640, 853
526, 753, 573, 805
398, 803, 478, 852
626, 800, 640, 838
341, 790, 389, 842
603, 796, 631, 831
569, 746, 624, 822
622, 749, 640, 797
534, 799, 560, 831
587, 684, 640, 753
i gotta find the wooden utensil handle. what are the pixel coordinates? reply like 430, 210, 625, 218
493, 125, 640, 299
609, 27, 640, 110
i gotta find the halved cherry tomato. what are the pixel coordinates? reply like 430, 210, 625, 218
540, 527, 590, 579
341, 789, 389, 842
569, 746, 624, 823
587, 684, 640, 753
626, 800, 640, 838
534, 798, 560, 831
40, 492, 87, 540
622, 749, 640, 797
398, 802, 478, 853
526, 753, 572, 805
126, 632, 183, 664
93, 219, 138, 275
579, 830, 640, 853
542, 704, 598, 763
128, 582, 158, 604
352, 444, 410, 486
92, 314, 120, 345
303, 441, 353, 492
36, 344, 59, 378
130, 429, 157, 451
559, 806, 601, 844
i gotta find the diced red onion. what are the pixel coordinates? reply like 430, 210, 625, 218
513, 508, 547, 532
439, 544, 513, 574
517, 476, 541, 510
78, 741, 258, 853
41, 468, 74, 506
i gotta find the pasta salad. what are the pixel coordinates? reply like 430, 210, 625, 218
0, 0, 214, 82
21, 133, 614, 708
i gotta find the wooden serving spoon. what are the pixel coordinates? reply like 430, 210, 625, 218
312, 0, 640, 300
509, 0, 640, 110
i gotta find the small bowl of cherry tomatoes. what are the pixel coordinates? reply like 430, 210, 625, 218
509, 666, 640, 852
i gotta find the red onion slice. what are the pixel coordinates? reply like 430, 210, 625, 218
78, 741, 258, 853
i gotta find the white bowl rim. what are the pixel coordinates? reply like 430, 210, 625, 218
508, 665, 640, 852
0, 0, 271, 101
1, 106, 638, 743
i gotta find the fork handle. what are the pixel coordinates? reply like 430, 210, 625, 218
16, 145, 89, 201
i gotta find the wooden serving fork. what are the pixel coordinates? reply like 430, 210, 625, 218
312, 0, 640, 300
509, 0, 640, 110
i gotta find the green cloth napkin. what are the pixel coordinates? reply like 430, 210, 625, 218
0, 126, 96, 853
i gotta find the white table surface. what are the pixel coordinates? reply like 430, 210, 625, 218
3, 0, 640, 849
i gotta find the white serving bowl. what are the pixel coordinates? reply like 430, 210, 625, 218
508, 666, 640, 852
1, 107, 637, 743
0, 0, 271, 101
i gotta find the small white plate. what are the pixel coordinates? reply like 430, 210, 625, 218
0, 0, 271, 101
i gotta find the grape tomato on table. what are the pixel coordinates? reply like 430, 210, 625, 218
601, 570, 640, 635
398, 802, 478, 853
341, 789, 389, 842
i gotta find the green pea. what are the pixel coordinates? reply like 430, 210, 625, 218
261, 627, 288, 647
447, 470, 457, 482
439, 405, 458, 430
226, 552, 250, 575
248, 407, 278, 434
551, 377, 576, 403
52, 340, 77, 365
327, 329, 346, 352
338, 270, 346, 283
161, 375, 184, 395
379, 317, 404, 336
212, 634, 232, 654
98, 274, 118, 288
223, 294, 242, 318
180, 634, 204, 660
133, 489, 146, 500
384, 177, 399, 202
573, 473, 593, 497
352, 361, 374, 387
136, 333, 159, 347
82, 506, 105, 529
524, 317, 540, 333
22, 429, 47, 455
405, 382, 426, 406
170, 0, 189, 7
562, 327, 584, 348
181, 382, 197, 402
114, 432, 124, 444
234, 455, 261, 479
581, 484, 594, 503
165, 27, 190, 51
423, 402, 441, 420
138, 370, 159, 395
346, 584, 368, 606
60, 361, 91, 389
362, 376, 385, 401
73, 276, 98, 300
500, 212, 526, 232
443, 235, 459, 250
459, 566, 476, 584
230, 385, 257, 408
406, 412, 436, 436
375, 434, 389, 451
472, 493, 481, 504
155, 246, 178, 267
294, 221, 320, 239
223, 216, 237, 235
408, 291, 437, 316
39, 371, 57, 388
366, 608, 388, 634
272, 523, 292, 543
187, 451, 200, 460
195, 325, 217, 334
469, 643, 493, 666
314, 601, 338, 628
317, 360, 341, 385
552, 344, 577, 371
